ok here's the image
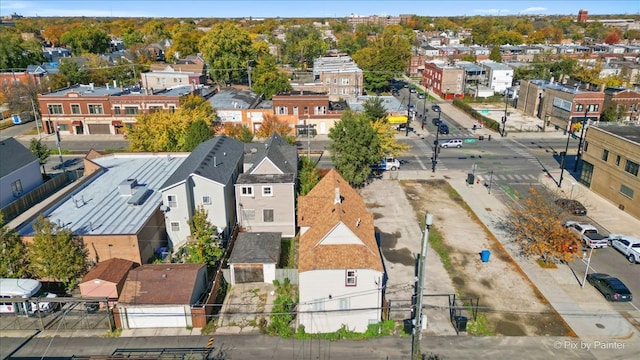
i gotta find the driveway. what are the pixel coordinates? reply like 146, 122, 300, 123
216, 283, 276, 334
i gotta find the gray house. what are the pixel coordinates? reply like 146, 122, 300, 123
235, 133, 298, 237
160, 136, 244, 249
0, 137, 43, 208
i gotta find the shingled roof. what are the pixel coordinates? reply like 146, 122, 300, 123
118, 264, 205, 305
297, 169, 383, 273
81, 258, 137, 284
160, 135, 243, 190
0, 137, 38, 178
244, 132, 298, 175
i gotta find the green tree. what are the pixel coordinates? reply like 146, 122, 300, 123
0, 29, 45, 69
166, 29, 205, 61
28, 215, 87, 291
0, 213, 30, 278
328, 110, 381, 186
471, 19, 495, 46
282, 25, 328, 68
29, 138, 50, 175
267, 278, 296, 337
49, 59, 89, 89
489, 30, 524, 45
251, 56, 292, 100
362, 97, 388, 122
601, 105, 626, 122
60, 25, 110, 55
121, 25, 145, 48
298, 156, 321, 196
489, 45, 502, 62
183, 119, 215, 151
199, 22, 255, 85
184, 206, 223, 267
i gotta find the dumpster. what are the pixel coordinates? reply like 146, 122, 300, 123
480, 249, 491, 262
454, 316, 468, 332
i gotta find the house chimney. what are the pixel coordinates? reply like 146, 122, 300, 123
334, 188, 341, 204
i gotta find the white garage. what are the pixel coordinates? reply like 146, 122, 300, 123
116, 264, 208, 329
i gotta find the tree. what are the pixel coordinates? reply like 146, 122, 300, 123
184, 206, 223, 267
251, 56, 292, 100
224, 123, 255, 143
127, 95, 216, 152
281, 25, 328, 68
41, 24, 66, 46
298, 156, 321, 196
60, 25, 110, 55
0, 213, 30, 278
604, 31, 621, 45
328, 110, 381, 186
502, 189, 579, 264
489, 45, 502, 63
255, 114, 293, 140
199, 22, 255, 85
49, 59, 89, 89
601, 105, 626, 122
29, 138, 50, 175
489, 30, 524, 46
28, 215, 87, 291
166, 29, 205, 61
0, 29, 45, 70
362, 97, 388, 122
471, 18, 495, 46
121, 25, 145, 48
371, 119, 410, 158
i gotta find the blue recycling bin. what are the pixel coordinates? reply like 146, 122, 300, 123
480, 250, 491, 262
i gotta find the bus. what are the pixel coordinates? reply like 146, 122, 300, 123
0, 278, 57, 315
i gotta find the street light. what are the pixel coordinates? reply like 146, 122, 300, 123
501, 91, 508, 137
558, 121, 572, 188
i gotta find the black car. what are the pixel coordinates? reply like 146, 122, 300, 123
555, 198, 587, 216
432, 118, 442, 126
431, 105, 441, 112
586, 273, 633, 302
439, 123, 449, 134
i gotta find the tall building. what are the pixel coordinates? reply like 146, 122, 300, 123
577, 9, 589, 23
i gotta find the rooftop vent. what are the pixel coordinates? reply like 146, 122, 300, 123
119, 178, 138, 195
127, 187, 151, 206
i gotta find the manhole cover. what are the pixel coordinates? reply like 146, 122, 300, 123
595, 323, 605, 329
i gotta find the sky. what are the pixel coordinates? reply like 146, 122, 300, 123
1, 1, 639, 18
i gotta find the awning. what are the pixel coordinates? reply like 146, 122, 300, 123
112, 121, 123, 127
72, 121, 82, 126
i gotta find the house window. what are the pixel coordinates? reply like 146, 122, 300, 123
277, 106, 287, 115
242, 209, 256, 220
241, 186, 253, 196
620, 184, 634, 199
333, 89, 337, 94
202, 196, 211, 205
333, 78, 337, 84
339, 298, 350, 310
48, 104, 63, 114
583, 141, 589, 152
167, 195, 177, 207
88, 104, 104, 114
575, 104, 583, 112
11, 179, 23, 197
263, 209, 274, 222
293, 106, 299, 115
312, 299, 324, 311
114, 106, 121, 115
624, 160, 639, 176
262, 186, 273, 196
341, 78, 349, 85
149, 106, 163, 113
58, 124, 69, 131
587, 104, 599, 112
345, 270, 357, 286
124, 106, 139, 115
71, 104, 81, 114
169, 105, 175, 112
170, 222, 180, 232
601, 149, 609, 162
616, 155, 621, 166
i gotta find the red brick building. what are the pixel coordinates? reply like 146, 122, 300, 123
37, 84, 197, 135
421, 62, 464, 99
272, 92, 345, 135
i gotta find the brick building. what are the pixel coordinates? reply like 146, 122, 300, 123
421, 61, 464, 99
272, 92, 345, 135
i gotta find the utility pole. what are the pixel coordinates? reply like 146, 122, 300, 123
412, 212, 433, 360
432, 130, 439, 172
405, 91, 411, 137
559, 121, 572, 188
30, 96, 41, 139
54, 126, 65, 172
501, 91, 508, 137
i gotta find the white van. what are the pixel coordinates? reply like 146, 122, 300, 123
439, 139, 463, 148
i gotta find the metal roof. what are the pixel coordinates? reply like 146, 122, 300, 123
161, 135, 244, 190
18, 153, 188, 237
0, 137, 38, 178
208, 88, 260, 110
42, 84, 194, 97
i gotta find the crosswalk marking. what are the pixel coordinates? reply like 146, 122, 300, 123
475, 173, 538, 182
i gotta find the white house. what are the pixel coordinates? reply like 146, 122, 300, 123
159, 136, 244, 249
479, 60, 514, 94
296, 169, 385, 334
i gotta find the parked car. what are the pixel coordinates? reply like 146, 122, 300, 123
439, 123, 450, 134
564, 221, 609, 249
439, 139, 463, 148
418, 93, 425, 99
586, 273, 633, 302
410, 87, 417, 93
609, 234, 640, 263
432, 118, 442, 126
555, 198, 587, 216
431, 105, 441, 112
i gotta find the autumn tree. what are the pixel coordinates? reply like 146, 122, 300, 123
255, 114, 294, 140
604, 31, 621, 45
49, 59, 89, 89
224, 123, 255, 143
183, 206, 223, 267
29, 138, 50, 175
489, 30, 524, 46
166, 29, 205, 61
328, 110, 381, 186
0, 29, 45, 70
41, 24, 66, 46
127, 95, 216, 152
200, 22, 255, 85
471, 18, 495, 46
28, 215, 88, 291
502, 189, 580, 264
0, 213, 30, 278
298, 156, 321, 196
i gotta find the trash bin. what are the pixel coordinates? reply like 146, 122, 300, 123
480, 250, 491, 262
467, 173, 475, 185
454, 316, 468, 332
